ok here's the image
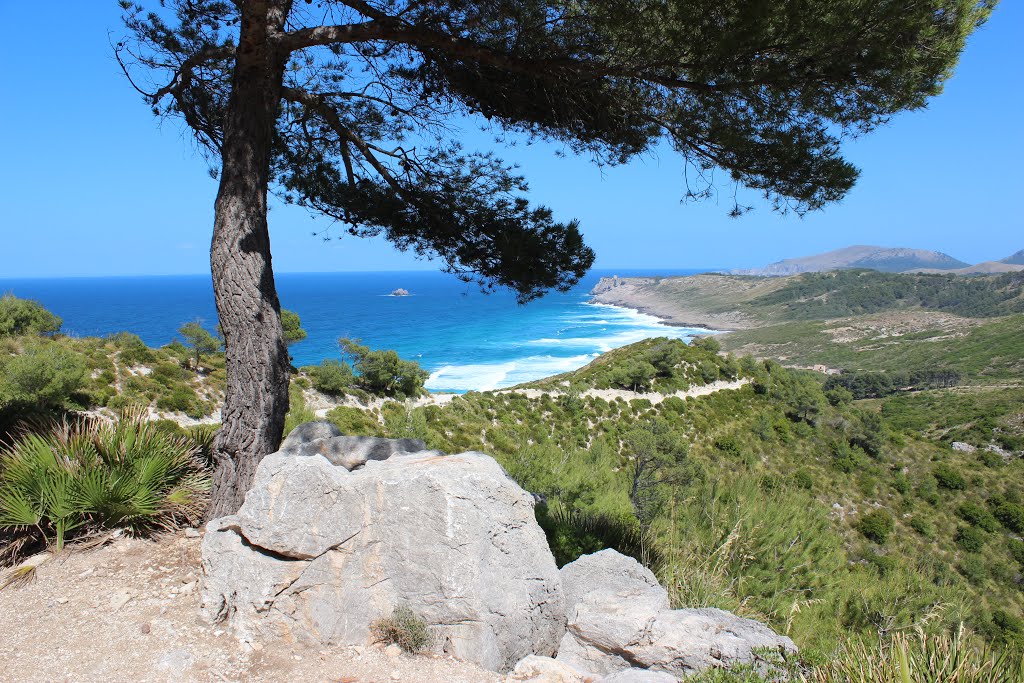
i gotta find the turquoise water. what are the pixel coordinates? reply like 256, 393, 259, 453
0, 269, 711, 392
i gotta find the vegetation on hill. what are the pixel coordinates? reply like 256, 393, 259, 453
301, 338, 429, 399
754, 270, 1024, 320
521, 336, 739, 393
288, 338, 1024, 662
721, 315, 1024, 382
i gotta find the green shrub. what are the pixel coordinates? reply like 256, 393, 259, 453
110, 332, 156, 365
305, 359, 354, 395
959, 554, 988, 584
0, 410, 210, 552
993, 502, 1024, 533
713, 436, 743, 458
934, 463, 967, 491
536, 503, 659, 569
0, 342, 86, 413
370, 606, 432, 653
793, 469, 814, 491
909, 516, 935, 538
156, 387, 204, 416
325, 406, 380, 436
955, 526, 986, 553
338, 339, 428, 397
0, 294, 62, 337
957, 501, 1000, 532
855, 509, 894, 544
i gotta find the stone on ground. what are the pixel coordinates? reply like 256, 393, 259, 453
556, 550, 796, 678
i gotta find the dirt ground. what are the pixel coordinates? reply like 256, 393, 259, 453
0, 532, 504, 683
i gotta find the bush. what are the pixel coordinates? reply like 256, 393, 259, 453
956, 526, 986, 553
536, 503, 659, 569
325, 406, 380, 436
305, 359, 355, 395
855, 509, 894, 544
793, 469, 814, 491
0, 294, 62, 337
909, 516, 934, 538
370, 606, 432, 653
0, 342, 86, 413
993, 502, 1024, 533
957, 501, 1000, 532
110, 332, 155, 366
934, 463, 967, 490
0, 409, 210, 552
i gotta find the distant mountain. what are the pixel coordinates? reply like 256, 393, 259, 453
730, 245, 969, 276
911, 261, 1024, 275
1001, 249, 1024, 266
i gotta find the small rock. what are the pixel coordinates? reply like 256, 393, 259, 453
180, 581, 197, 595
511, 655, 591, 682
156, 648, 193, 672
384, 644, 402, 659
77, 568, 94, 578
390, 672, 402, 681
184, 527, 201, 538
214, 629, 224, 637
56, 597, 69, 605
141, 622, 151, 635
109, 590, 133, 611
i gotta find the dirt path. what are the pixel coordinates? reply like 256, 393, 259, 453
501, 378, 750, 406
0, 533, 503, 683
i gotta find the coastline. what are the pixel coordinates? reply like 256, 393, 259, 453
585, 300, 726, 333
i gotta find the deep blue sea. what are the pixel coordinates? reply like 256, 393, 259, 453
0, 269, 710, 392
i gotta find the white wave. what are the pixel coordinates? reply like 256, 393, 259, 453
425, 353, 598, 392
426, 362, 516, 392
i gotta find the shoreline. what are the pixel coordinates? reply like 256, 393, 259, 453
587, 274, 764, 332
585, 300, 727, 333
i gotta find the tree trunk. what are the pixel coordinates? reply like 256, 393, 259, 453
206, 4, 291, 519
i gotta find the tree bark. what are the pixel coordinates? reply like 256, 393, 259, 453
206, 3, 291, 519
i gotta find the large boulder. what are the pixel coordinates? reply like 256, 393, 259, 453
556, 550, 796, 678
201, 447, 564, 673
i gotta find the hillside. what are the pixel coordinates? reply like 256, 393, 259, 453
291, 337, 1024, 660
1003, 249, 1024, 266
591, 269, 1024, 385
729, 245, 968, 276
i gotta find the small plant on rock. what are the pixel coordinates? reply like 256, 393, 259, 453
370, 606, 433, 653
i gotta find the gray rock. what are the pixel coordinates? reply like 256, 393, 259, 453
279, 420, 343, 450
560, 549, 668, 617
556, 550, 794, 678
601, 670, 677, 683
511, 655, 592, 682
280, 424, 427, 470
202, 450, 564, 673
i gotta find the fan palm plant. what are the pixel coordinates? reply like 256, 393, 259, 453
0, 408, 209, 554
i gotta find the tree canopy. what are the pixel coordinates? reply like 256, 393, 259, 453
120, 0, 992, 281
117, 0, 993, 516
0, 294, 62, 337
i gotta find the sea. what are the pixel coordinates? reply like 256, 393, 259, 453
0, 269, 711, 393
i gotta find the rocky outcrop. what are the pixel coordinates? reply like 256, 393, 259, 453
203, 425, 796, 678
201, 446, 564, 673
556, 550, 796, 678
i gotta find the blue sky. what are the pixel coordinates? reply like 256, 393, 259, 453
1, 3, 1021, 278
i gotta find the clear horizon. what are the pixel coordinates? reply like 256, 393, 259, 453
1, 4, 1021, 278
